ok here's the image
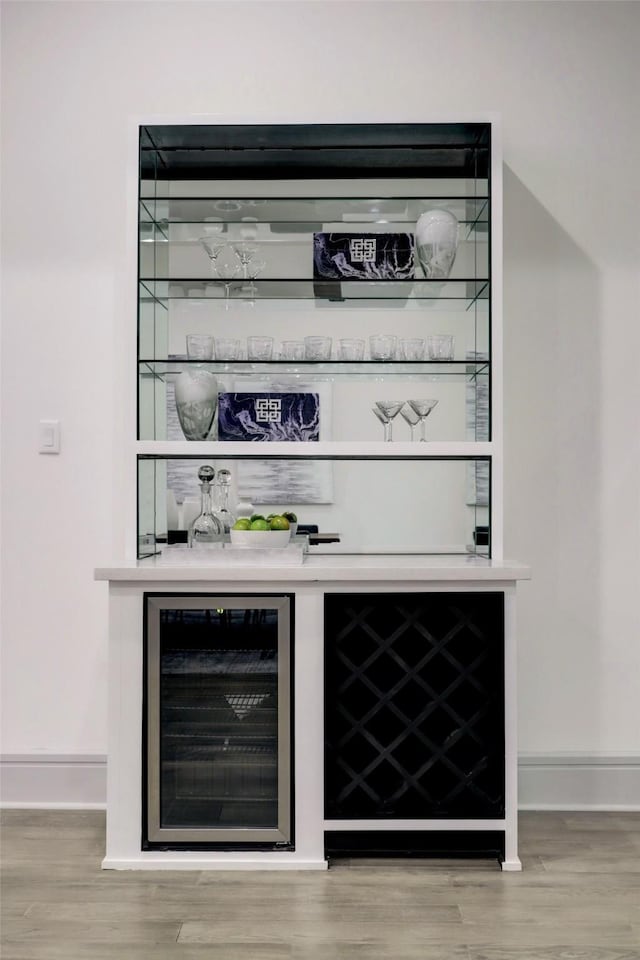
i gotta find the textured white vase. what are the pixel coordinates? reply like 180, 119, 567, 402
415, 209, 459, 280
174, 369, 218, 440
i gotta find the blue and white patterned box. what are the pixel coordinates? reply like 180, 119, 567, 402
313, 232, 415, 280
218, 392, 320, 442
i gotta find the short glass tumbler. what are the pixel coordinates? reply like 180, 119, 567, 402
427, 334, 455, 361
215, 337, 243, 361
369, 334, 397, 360
304, 336, 332, 361
338, 338, 365, 361
186, 335, 214, 361
280, 340, 305, 361
399, 338, 426, 361
247, 336, 274, 361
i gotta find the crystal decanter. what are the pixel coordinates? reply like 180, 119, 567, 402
188, 466, 225, 546
214, 468, 236, 534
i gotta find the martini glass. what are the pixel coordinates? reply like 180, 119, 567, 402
200, 235, 227, 272
408, 398, 438, 441
400, 403, 420, 440
372, 405, 391, 441
242, 257, 266, 300
213, 248, 241, 306
232, 240, 259, 280
374, 400, 404, 441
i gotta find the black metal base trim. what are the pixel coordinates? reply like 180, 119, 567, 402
142, 840, 294, 853
325, 830, 505, 860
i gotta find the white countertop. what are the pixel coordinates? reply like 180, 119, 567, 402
95, 553, 531, 583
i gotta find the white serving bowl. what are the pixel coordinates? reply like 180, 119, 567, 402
230, 529, 290, 548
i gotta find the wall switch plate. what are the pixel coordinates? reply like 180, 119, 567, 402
39, 420, 61, 454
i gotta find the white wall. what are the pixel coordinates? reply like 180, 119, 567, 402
2, 2, 639, 770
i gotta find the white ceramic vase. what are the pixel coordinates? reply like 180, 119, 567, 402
415, 209, 459, 280
174, 369, 218, 441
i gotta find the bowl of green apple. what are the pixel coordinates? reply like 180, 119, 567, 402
230, 514, 292, 548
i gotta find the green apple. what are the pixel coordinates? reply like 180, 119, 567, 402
269, 515, 290, 531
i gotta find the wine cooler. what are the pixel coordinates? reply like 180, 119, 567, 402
144, 594, 293, 849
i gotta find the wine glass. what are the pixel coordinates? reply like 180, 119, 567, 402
407, 399, 438, 441
400, 403, 420, 440
374, 400, 404, 441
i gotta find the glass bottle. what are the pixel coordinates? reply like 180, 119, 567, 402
188, 466, 224, 546
214, 468, 236, 533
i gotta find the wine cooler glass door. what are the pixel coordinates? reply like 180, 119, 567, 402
145, 595, 292, 847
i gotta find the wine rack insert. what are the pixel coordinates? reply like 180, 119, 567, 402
324, 591, 505, 821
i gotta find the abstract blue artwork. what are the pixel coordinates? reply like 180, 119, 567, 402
313, 232, 415, 280
218, 392, 320, 442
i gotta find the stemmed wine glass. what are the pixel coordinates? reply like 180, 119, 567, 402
400, 403, 421, 440
407, 399, 438, 441
373, 400, 404, 441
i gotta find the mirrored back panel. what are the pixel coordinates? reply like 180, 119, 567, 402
137, 456, 491, 560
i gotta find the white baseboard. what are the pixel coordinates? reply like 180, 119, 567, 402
0, 754, 107, 809
518, 753, 640, 811
1, 753, 639, 811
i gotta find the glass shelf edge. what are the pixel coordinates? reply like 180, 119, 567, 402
135, 441, 495, 458
138, 279, 490, 303
138, 360, 490, 375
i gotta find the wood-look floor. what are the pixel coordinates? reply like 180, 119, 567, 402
1, 810, 639, 959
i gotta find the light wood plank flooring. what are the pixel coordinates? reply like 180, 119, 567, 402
1, 810, 639, 959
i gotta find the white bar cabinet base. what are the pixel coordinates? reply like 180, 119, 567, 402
96, 557, 530, 872
102, 857, 328, 871
501, 859, 523, 871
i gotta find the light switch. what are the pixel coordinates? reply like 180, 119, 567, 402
39, 420, 61, 454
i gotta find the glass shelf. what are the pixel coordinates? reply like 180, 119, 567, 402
139, 278, 490, 304
139, 359, 489, 382
139, 360, 490, 442
139, 196, 489, 229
